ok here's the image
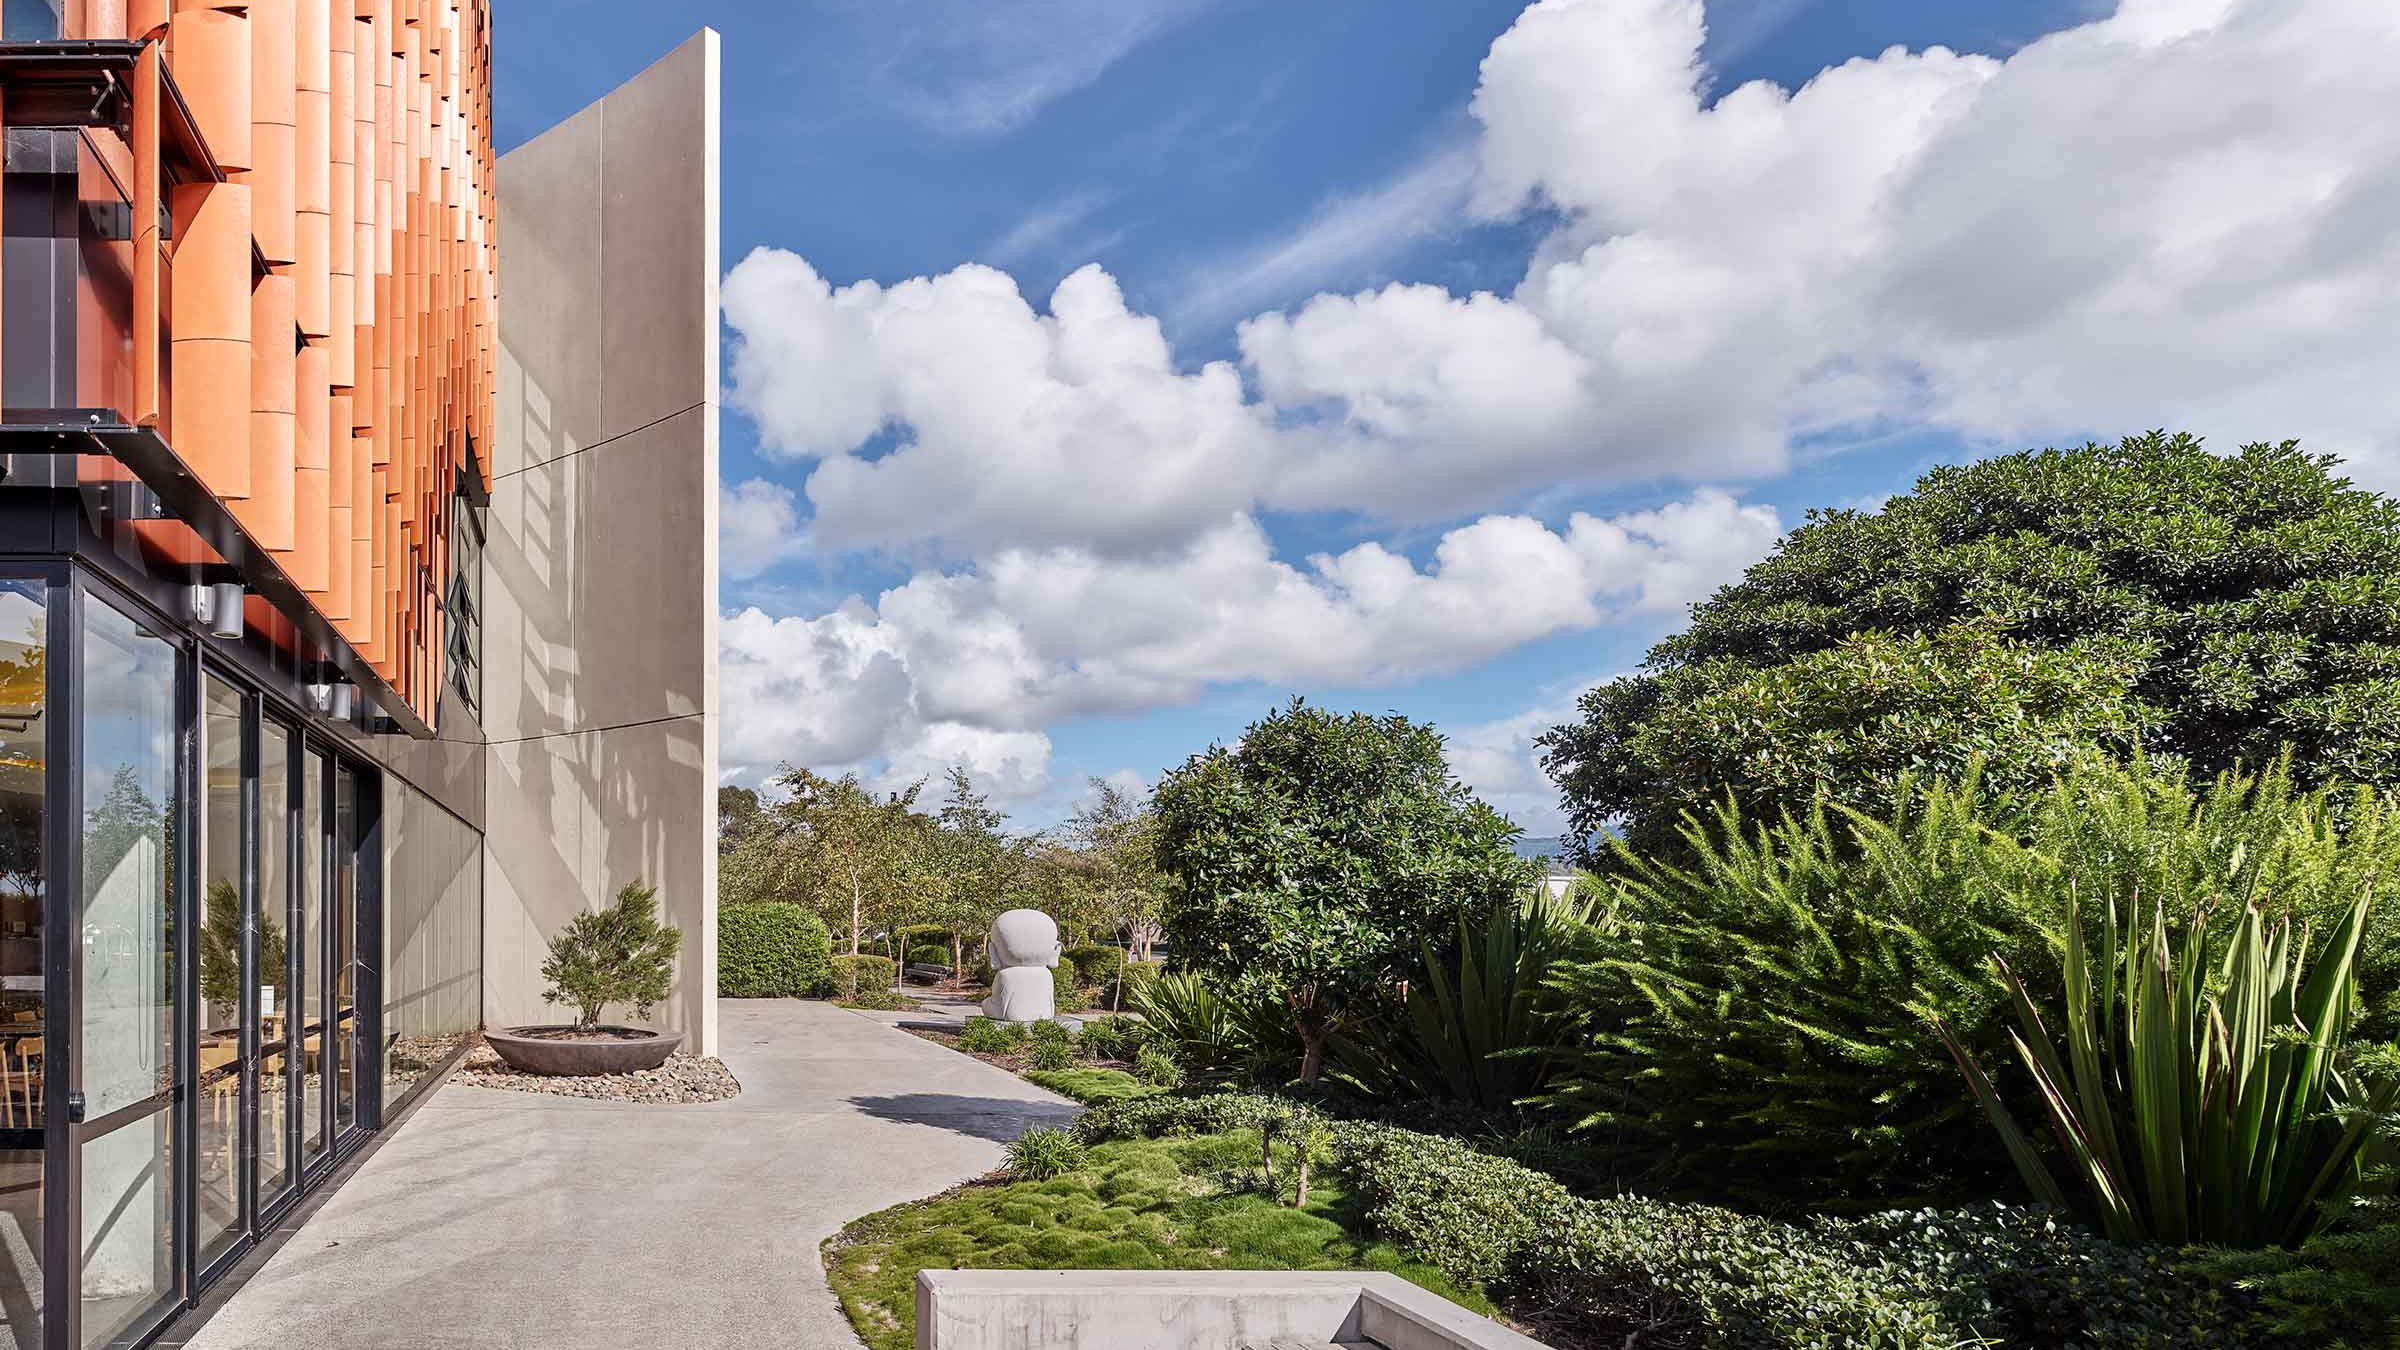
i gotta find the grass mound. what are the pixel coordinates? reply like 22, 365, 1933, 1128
1022, 1067, 1162, 1105
824, 1132, 1486, 1350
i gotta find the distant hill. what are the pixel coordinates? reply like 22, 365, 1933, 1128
1512, 836, 1566, 863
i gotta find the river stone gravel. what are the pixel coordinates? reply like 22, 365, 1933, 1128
447, 1045, 742, 1102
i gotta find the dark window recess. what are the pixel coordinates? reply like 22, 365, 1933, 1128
443, 481, 483, 718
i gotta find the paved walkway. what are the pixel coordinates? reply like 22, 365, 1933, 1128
177, 1000, 1080, 1350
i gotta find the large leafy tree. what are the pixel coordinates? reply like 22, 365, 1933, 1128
1051, 777, 1169, 963
1543, 434, 2400, 863
923, 767, 1026, 968
1154, 699, 1536, 1083
747, 768, 932, 955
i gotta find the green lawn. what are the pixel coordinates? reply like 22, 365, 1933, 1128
1021, 1066, 1164, 1104
823, 1130, 1489, 1350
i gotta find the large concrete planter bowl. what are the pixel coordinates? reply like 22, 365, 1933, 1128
484, 1025, 682, 1076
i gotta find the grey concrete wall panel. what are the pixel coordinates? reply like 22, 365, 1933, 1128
486, 29, 721, 1054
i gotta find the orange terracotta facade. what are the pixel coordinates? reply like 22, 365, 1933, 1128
39, 0, 497, 727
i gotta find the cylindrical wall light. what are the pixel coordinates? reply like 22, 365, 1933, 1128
187, 581, 247, 639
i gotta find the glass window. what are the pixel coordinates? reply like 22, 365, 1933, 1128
196, 677, 242, 1265
333, 770, 356, 1135
0, 578, 46, 1348
257, 723, 292, 1203
76, 591, 176, 1348
300, 749, 325, 1167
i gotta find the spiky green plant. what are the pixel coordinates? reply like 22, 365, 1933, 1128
1941, 891, 2397, 1245
1331, 887, 1602, 1108
1540, 757, 2400, 1209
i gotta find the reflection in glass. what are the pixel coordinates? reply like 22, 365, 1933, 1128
196, 677, 243, 1265
0, 580, 44, 1348
301, 750, 325, 1167
77, 593, 175, 1347
334, 771, 357, 1135
257, 724, 292, 1204
382, 780, 480, 1104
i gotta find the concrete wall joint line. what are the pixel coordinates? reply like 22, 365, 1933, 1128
481, 710, 706, 748
491, 398, 710, 482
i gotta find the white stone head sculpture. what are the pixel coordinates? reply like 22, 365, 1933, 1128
980, 908, 1063, 1023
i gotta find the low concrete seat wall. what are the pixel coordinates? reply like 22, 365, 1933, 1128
914, 1270, 1552, 1350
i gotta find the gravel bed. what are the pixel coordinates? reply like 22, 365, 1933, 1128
446, 1045, 742, 1103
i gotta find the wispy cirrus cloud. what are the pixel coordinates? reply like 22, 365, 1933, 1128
1166, 136, 1479, 334
857, 0, 1218, 136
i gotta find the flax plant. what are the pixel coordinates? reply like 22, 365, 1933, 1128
1941, 891, 2397, 1246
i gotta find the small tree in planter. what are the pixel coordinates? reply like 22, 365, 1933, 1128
543, 881, 682, 1032
489, 881, 687, 1076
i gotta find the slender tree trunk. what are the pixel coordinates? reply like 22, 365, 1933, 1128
1292, 1136, 1311, 1209
952, 933, 963, 976
1293, 989, 1326, 1085
849, 866, 863, 956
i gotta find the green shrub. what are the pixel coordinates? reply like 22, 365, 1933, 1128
1026, 1036, 1074, 1071
958, 1017, 1026, 1055
1331, 889, 1600, 1109
830, 953, 898, 1001
1080, 1094, 2247, 1348
1027, 1017, 1070, 1045
1543, 758, 2400, 1210
1134, 1041, 1185, 1088
1077, 1018, 1126, 1061
717, 903, 834, 998
1063, 944, 1126, 989
2188, 1198, 2400, 1346
1003, 1126, 1086, 1180
541, 881, 681, 1031
1110, 959, 1164, 1008
905, 943, 951, 968
1052, 964, 1094, 1013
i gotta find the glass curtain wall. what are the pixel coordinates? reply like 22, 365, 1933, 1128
331, 773, 356, 1137
299, 753, 325, 1170
255, 726, 292, 1212
379, 780, 477, 1106
75, 591, 177, 1350
0, 580, 46, 1350
195, 680, 242, 1268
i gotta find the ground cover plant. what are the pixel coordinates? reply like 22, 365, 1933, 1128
1020, 1067, 1160, 1105
823, 1129, 1486, 1350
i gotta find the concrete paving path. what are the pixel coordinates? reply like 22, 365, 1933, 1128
175, 1000, 1080, 1350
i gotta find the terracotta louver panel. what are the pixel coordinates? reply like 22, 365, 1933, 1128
131, 0, 494, 728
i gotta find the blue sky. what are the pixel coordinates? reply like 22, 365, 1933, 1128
493, 0, 2397, 835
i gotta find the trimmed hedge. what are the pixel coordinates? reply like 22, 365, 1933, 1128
1111, 959, 1164, 1008
905, 943, 951, 968
1053, 964, 1093, 1012
830, 953, 898, 1000
718, 903, 833, 998
1077, 1095, 2251, 1348
1063, 944, 1126, 988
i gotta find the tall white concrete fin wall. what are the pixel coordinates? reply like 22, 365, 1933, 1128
484, 31, 722, 1053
